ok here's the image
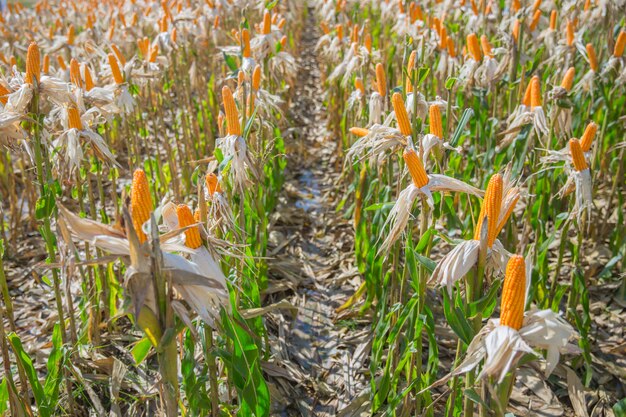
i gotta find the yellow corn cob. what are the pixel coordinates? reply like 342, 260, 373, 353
584, 0, 591, 11
205, 173, 222, 195
177, 205, 202, 249
447, 37, 456, 57
138, 38, 149, 58
615, 31, 626, 58
84, 64, 95, 91
171, 28, 177, 44
349, 127, 369, 137
440, 27, 447, 50
580, 122, 598, 152
131, 169, 153, 244
403, 149, 429, 188
263, 10, 271, 35
108, 54, 124, 84
364, 33, 372, 53
222, 86, 241, 136
68, 105, 82, 130
569, 138, 587, 171
67, 24, 75, 45
561, 67, 575, 91
213, 15, 219, 29
320, 21, 329, 35
529, 9, 541, 32
57, 55, 67, 71
480, 35, 493, 58
467, 33, 481, 61
252, 65, 261, 90
149, 44, 159, 63
512, 19, 520, 42
586, 43, 598, 72
533, 0, 541, 11
351, 23, 359, 44
280, 36, 287, 48
0, 84, 10, 104
278, 18, 286, 30
549, 10, 557, 30
376, 63, 386, 97
70, 58, 82, 88
42, 54, 50, 74
9, 56, 15, 67
392, 93, 412, 136
500, 255, 526, 330
407, 50, 417, 73
429, 105, 443, 138
474, 173, 502, 248
355, 77, 365, 95
336, 24, 343, 40
566, 20, 574, 46
242, 28, 251, 58
25, 42, 41, 84
530, 77, 541, 109
112, 43, 126, 65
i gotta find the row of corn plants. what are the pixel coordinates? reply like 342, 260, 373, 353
0, 0, 304, 415
316, 0, 625, 415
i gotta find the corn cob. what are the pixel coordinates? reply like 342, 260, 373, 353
84, 64, 95, 91
529, 9, 541, 32
252, 65, 261, 91
351, 24, 359, 44
569, 138, 588, 171
0, 84, 9, 104
561, 67, 575, 91
70, 58, 82, 88
349, 127, 369, 137
131, 169, 153, 244
467, 33, 481, 61
530, 77, 541, 109
566, 20, 574, 46
108, 53, 124, 84
392, 93, 412, 136
512, 19, 520, 42
25, 42, 41, 84
447, 37, 456, 57
376, 63, 386, 97
263, 10, 271, 35
364, 33, 372, 53
171, 28, 177, 44
42, 54, 50, 74
440, 27, 447, 50
149, 44, 159, 63
242, 28, 251, 58
533, 0, 542, 11
222, 86, 241, 136
500, 255, 526, 330
205, 173, 222, 196
57, 55, 67, 70
320, 21, 329, 35
474, 173, 502, 248
336, 24, 343, 40
112, 43, 126, 65
580, 122, 598, 152
177, 205, 202, 249
355, 77, 365, 95
586, 43, 598, 72
549, 10, 557, 30
67, 24, 75, 45
480, 35, 493, 58
403, 149, 429, 188
615, 31, 626, 57
429, 104, 443, 138
68, 105, 82, 130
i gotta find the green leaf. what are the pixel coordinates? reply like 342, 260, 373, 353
442, 292, 475, 344
223, 53, 238, 72
445, 77, 458, 90
613, 398, 626, 417
265, 0, 279, 9
43, 324, 63, 408
463, 388, 489, 408
450, 108, 473, 147
8, 333, 49, 417
131, 337, 153, 365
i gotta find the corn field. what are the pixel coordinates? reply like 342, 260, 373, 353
0, 0, 624, 415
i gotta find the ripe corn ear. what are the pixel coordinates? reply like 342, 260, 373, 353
474, 173, 502, 247
222, 86, 241, 136
500, 255, 526, 330
131, 169, 153, 244
569, 138, 588, 171
177, 205, 202, 249
403, 149, 429, 188
25, 42, 41, 84
392, 93, 412, 136
429, 104, 443, 138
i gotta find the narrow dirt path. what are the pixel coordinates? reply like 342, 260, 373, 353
264, 5, 371, 416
